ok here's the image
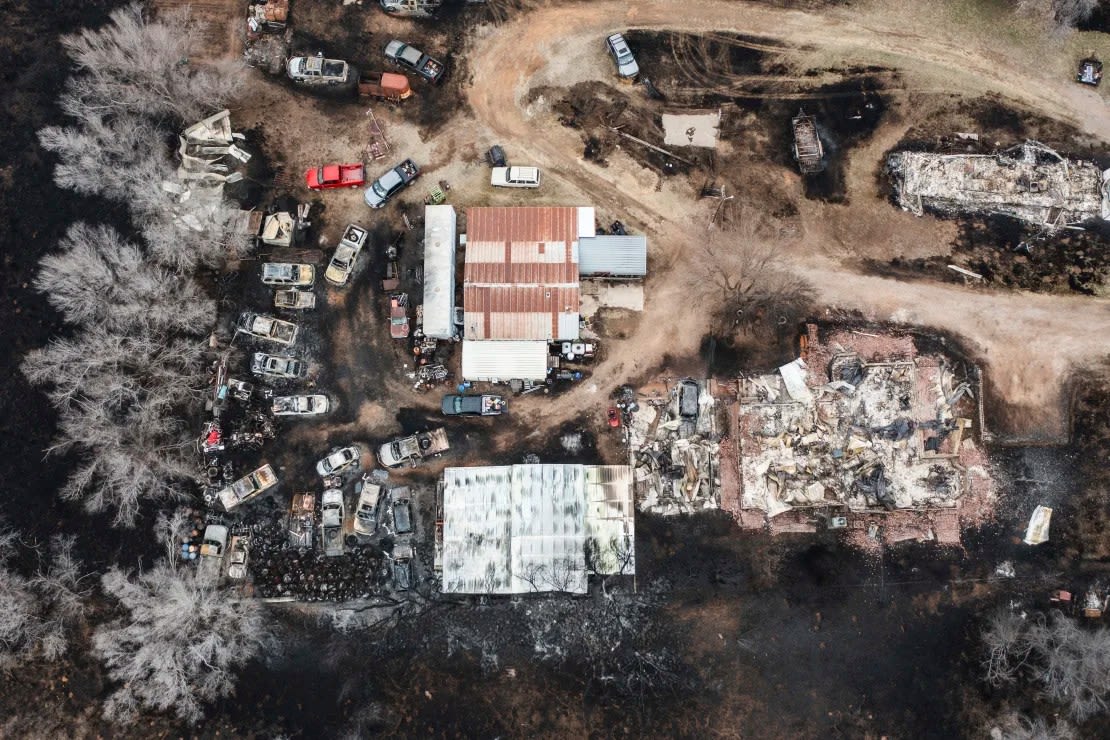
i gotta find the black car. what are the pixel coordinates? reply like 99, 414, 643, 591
486, 145, 506, 167
678, 380, 699, 419
393, 498, 413, 535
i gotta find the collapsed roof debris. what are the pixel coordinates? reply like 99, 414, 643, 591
888, 140, 1110, 230
725, 324, 995, 546
162, 109, 251, 233
630, 379, 722, 515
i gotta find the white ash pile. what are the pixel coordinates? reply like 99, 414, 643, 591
629, 379, 722, 515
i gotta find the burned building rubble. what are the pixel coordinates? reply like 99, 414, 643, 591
887, 140, 1110, 230
726, 324, 994, 545
629, 378, 723, 515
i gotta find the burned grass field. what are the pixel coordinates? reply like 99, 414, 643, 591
3, 0, 1110, 737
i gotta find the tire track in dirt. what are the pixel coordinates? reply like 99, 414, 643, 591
464, 0, 1110, 441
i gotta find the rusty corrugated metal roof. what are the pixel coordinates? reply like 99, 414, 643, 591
464, 285, 579, 340
466, 206, 580, 248
463, 207, 582, 340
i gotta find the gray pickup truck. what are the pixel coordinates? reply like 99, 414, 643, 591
383, 40, 444, 83
363, 159, 420, 209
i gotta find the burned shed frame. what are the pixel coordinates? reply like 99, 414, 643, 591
791, 109, 825, 175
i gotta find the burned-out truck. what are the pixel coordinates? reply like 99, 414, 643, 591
378, 428, 449, 468
358, 72, 413, 102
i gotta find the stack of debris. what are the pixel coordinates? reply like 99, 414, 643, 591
630, 379, 722, 515
887, 140, 1110, 230
162, 109, 251, 237
248, 520, 386, 601
729, 324, 995, 545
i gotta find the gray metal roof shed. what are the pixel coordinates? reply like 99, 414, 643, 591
422, 205, 457, 339
577, 235, 647, 278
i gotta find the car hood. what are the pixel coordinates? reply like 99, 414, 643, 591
364, 186, 386, 207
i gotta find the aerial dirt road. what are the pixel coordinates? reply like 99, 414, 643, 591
466, 0, 1110, 441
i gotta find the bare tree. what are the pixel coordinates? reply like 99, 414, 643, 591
58, 3, 245, 125
36, 222, 215, 334
991, 710, 1075, 740
982, 608, 1033, 686
687, 209, 814, 335
38, 3, 251, 272
22, 328, 206, 526
141, 202, 248, 270
1034, 612, 1110, 721
93, 513, 275, 724
0, 529, 90, 669
37, 114, 170, 202
981, 608, 1110, 722
1017, 0, 1097, 31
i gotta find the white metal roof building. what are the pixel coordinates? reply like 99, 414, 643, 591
440, 464, 635, 594
460, 340, 549, 382
422, 205, 457, 339
578, 235, 648, 278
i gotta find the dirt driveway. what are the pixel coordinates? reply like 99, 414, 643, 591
465, 0, 1110, 442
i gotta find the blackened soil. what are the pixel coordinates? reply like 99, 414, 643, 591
620, 30, 892, 202
0, 0, 172, 569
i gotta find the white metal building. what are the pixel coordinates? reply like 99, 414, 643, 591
440, 464, 635, 594
578, 235, 648, 278
460, 340, 549, 382
422, 204, 457, 339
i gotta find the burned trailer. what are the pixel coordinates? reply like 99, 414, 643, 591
791, 109, 825, 175
887, 140, 1110, 230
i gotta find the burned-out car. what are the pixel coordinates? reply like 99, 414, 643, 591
272, 394, 329, 416
251, 352, 305, 379
287, 54, 352, 86
393, 496, 413, 535
678, 379, 700, 419
287, 493, 315, 549
217, 464, 279, 511
226, 535, 250, 580
237, 312, 298, 346
316, 446, 360, 477
391, 539, 414, 591
325, 223, 369, 286
320, 489, 345, 557
353, 480, 382, 536
261, 262, 314, 287
273, 289, 316, 310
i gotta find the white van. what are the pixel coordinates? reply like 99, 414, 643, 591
490, 166, 541, 188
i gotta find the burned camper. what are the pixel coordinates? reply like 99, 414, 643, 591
791, 109, 825, 174
887, 140, 1110, 230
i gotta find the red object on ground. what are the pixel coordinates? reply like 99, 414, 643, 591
305, 163, 366, 190
607, 407, 621, 428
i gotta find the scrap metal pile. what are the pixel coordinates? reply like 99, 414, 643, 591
887, 140, 1110, 230
246, 521, 387, 601
629, 379, 722, 515
731, 325, 994, 544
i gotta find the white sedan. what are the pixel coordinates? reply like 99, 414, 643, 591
316, 446, 360, 477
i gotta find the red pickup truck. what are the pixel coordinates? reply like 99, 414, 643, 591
305, 163, 366, 190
